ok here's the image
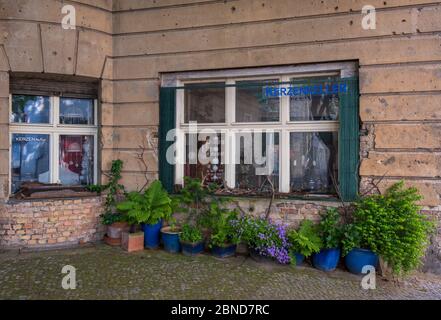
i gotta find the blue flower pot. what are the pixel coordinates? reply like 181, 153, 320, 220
142, 220, 162, 249
345, 248, 379, 274
312, 248, 341, 272
211, 244, 237, 258
181, 241, 205, 256
293, 253, 305, 266
161, 226, 181, 253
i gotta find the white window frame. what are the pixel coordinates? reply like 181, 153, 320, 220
162, 62, 356, 194
8, 94, 98, 195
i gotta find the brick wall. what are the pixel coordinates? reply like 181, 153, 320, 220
0, 197, 105, 248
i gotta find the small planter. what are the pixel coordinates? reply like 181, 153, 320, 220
292, 253, 305, 266
142, 220, 162, 249
161, 226, 181, 253
107, 222, 128, 239
312, 248, 341, 272
345, 248, 379, 274
211, 243, 237, 258
104, 235, 121, 246
121, 231, 144, 253
181, 241, 205, 256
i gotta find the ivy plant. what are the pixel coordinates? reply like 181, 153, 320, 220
87, 159, 125, 226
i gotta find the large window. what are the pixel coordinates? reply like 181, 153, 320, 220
10, 95, 98, 194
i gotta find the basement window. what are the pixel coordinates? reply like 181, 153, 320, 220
9, 74, 99, 198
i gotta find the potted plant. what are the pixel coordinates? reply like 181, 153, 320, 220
312, 208, 343, 272
233, 216, 290, 264
288, 220, 322, 266
101, 212, 128, 246
160, 203, 182, 253
88, 160, 127, 245
120, 205, 145, 253
180, 223, 205, 256
207, 203, 239, 258
117, 180, 173, 249
342, 181, 435, 275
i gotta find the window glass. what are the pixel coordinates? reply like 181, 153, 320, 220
59, 135, 94, 186
289, 80, 340, 121
185, 133, 224, 185
290, 132, 338, 194
11, 95, 51, 124
184, 83, 225, 123
60, 98, 94, 125
235, 132, 279, 191
11, 134, 50, 193
236, 80, 280, 122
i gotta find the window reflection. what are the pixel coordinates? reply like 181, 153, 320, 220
184, 83, 225, 123
11, 134, 50, 193
236, 80, 280, 122
235, 132, 279, 191
60, 98, 94, 125
289, 80, 340, 121
290, 132, 338, 194
11, 95, 51, 124
59, 135, 94, 185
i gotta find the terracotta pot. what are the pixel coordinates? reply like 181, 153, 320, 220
104, 235, 121, 246
121, 231, 144, 253
107, 222, 128, 239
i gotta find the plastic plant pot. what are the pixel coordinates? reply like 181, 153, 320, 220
345, 248, 379, 274
142, 220, 162, 249
312, 248, 341, 272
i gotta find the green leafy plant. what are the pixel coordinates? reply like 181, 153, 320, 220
207, 202, 239, 248
180, 224, 203, 244
88, 160, 125, 225
317, 207, 343, 249
117, 180, 173, 228
175, 177, 218, 225
288, 220, 322, 261
344, 181, 436, 274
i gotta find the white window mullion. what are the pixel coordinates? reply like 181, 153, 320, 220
224, 131, 235, 189
52, 133, 59, 184
280, 129, 290, 193
225, 80, 236, 189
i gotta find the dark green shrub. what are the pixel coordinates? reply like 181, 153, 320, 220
343, 181, 436, 274
317, 207, 343, 249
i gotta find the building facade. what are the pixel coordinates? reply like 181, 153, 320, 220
0, 0, 440, 273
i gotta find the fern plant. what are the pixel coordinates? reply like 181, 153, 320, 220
288, 220, 322, 260
117, 180, 173, 228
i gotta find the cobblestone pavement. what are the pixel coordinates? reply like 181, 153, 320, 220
0, 244, 440, 300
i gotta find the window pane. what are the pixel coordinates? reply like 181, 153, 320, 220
236, 80, 280, 122
11, 134, 50, 193
184, 83, 225, 123
235, 132, 279, 191
185, 133, 224, 185
60, 98, 94, 125
290, 132, 338, 194
11, 95, 50, 124
59, 135, 94, 186
289, 80, 340, 121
